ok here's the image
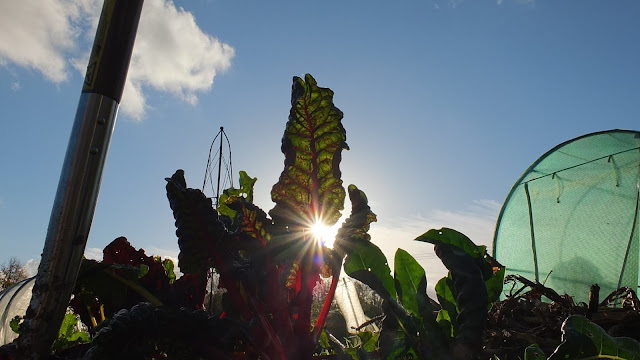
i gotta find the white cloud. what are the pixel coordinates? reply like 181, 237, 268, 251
25, 259, 40, 277
10, 81, 21, 91
0, 0, 82, 82
367, 200, 501, 297
84, 247, 103, 261
497, 0, 536, 6
0, 0, 234, 120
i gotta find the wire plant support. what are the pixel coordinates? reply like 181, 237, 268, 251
202, 127, 234, 313
202, 127, 233, 208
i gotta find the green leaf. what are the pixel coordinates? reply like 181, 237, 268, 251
238, 171, 257, 203
163, 258, 176, 284
394, 249, 427, 317
10, 315, 21, 334
435, 275, 458, 318
524, 344, 546, 360
435, 310, 453, 338
217, 171, 258, 222
138, 264, 149, 278
415, 228, 481, 259
270, 74, 348, 227
549, 315, 640, 360
52, 313, 90, 352
344, 241, 395, 299
318, 330, 331, 350
358, 331, 380, 353
434, 243, 488, 354
486, 266, 505, 306
227, 199, 273, 247
379, 327, 412, 360
435, 274, 458, 340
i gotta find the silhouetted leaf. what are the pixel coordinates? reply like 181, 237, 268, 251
549, 315, 640, 360
394, 249, 426, 317
415, 228, 481, 259
524, 344, 546, 360
165, 170, 228, 274
435, 274, 458, 337
486, 266, 505, 306
344, 241, 395, 299
333, 185, 377, 257
435, 243, 488, 354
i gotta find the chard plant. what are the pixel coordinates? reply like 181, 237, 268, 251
4, 74, 640, 360
50, 74, 504, 359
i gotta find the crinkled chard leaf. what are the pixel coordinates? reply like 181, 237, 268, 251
165, 170, 228, 274
270, 74, 348, 228
225, 197, 273, 248
549, 315, 640, 360
333, 184, 377, 257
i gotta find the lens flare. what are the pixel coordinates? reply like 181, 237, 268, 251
310, 221, 339, 248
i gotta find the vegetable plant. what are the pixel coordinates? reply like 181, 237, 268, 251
2, 74, 505, 359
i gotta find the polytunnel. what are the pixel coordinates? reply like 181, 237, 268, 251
0, 277, 35, 345
493, 129, 640, 304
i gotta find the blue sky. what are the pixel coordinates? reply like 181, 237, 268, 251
1, 0, 639, 291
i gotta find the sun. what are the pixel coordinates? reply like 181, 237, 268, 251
310, 221, 339, 248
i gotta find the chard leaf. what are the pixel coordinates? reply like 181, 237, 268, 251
525, 344, 547, 360
415, 228, 481, 259
217, 171, 257, 222
435, 275, 458, 325
163, 258, 176, 284
270, 74, 348, 227
436, 310, 453, 338
334, 184, 377, 256
486, 266, 505, 306
238, 171, 257, 203
549, 315, 640, 360
225, 198, 273, 247
10, 316, 21, 334
52, 313, 90, 352
166, 170, 228, 274
434, 243, 488, 354
379, 323, 411, 360
394, 249, 427, 317
344, 241, 395, 299
358, 331, 380, 352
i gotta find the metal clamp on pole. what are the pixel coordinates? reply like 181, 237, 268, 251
17, 1, 143, 358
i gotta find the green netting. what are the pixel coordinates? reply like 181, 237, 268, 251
493, 130, 640, 304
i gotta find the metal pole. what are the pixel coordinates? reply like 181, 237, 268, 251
17, 1, 143, 357
524, 182, 540, 282
216, 127, 224, 207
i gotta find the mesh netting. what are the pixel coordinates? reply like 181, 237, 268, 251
493, 130, 640, 304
